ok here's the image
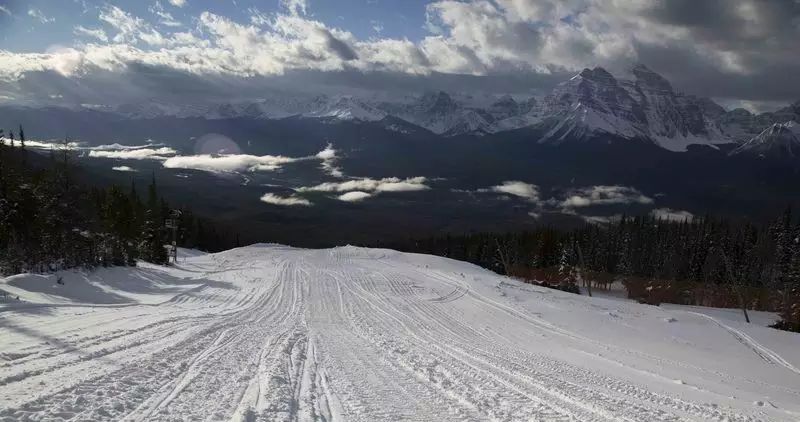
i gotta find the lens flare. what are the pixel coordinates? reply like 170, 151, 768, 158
193, 133, 241, 155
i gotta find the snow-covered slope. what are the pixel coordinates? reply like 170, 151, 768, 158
2, 245, 799, 421
731, 121, 800, 158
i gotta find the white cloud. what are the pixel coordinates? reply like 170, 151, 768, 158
489, 181, 539, 202
0, 6, 12, 16
260, 193, 311, 206
651, 208, 694, 222
582, 214, 622, 225
561, 186, 653, 208
248, 8, 270, 26
74, 26, 109, 42
89, 147, 177, 160
91, 142, 164, 151
162, 154, 299, 173
316, 144, 344, 177
281, 0, 307, 16
338, 191, 372, 202
2, 138, 80, 150
298, 177, 429, 193
315, 144, 337, 160
149, 1, 182, 27
99, 5, 166, 46
112, 166, 138, 172
28, 8, 55, 24
1, 0, 793, 105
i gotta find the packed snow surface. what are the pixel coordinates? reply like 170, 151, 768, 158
2, 245, 799, 421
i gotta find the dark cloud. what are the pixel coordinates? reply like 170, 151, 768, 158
2, 0, 800, 107
321, 30, 359, 61
637, 0, 800, 100
0, 63, 579, 107
634, 41, 800, 103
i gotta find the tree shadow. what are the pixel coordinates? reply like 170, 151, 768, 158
0, 318, 117, 369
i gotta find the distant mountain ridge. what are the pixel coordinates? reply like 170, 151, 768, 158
4, 64, 800, 156
731, 121, 800, 159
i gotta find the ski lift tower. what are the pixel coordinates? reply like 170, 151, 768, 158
165, 210, 182, 265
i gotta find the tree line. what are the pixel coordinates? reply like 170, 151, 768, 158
0, 127, 236, 276
385, 212, 800, 332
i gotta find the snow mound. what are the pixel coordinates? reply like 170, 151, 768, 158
0, 263, 205, 306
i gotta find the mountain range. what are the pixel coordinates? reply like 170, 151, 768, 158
47, 64, 796, 157
1, 64, 799, 161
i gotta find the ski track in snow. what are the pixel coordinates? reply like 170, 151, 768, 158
688, 312, 800, 376
1, 245, 799, 421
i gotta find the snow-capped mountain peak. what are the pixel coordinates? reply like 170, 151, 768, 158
731, 121, 800, 158
95, 65, 799, 156
539, 65, 736, 151
303, 96, 387, 121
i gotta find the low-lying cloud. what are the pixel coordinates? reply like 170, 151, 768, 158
260, 193, 312, 206
582, 214, 623, 225
651, 208, 694, 222
112, 166, 138, 172
337, 191, 372, 202
1, 137, 80, 150
561, 186, 654, 208
92, 142, 165, 151
298, 176, 429, 193
14, 137, 344, 177
487, 181, 540, 202
316, 144, 343, 177
163, 154, 299, 173
89, 146, 177, 160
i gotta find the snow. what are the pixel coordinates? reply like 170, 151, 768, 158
2, 245, 799, 421
731, 121, 800, 157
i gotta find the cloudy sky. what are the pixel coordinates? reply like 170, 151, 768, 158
0, 0, 798, 110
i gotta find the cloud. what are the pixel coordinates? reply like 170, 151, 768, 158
91, 142, 164, 151
582, 214, 623, 225
260, 193, 311, 206
2, 138, 79, 150
112, 166, 138, 172
561, 186, 653, 208
0, 6, 12, 16
2, 0, 800, 104
149, 1, 182, 27
337, 191, 372, 202
99, 5, 166, 46
89, 147, 177, 160
315, 143, 344, 177
28, 8, 54, 24
298, 176, 429, 193
168, 0, 186, 7
281, 0, 307, 16
315, 145, 336, 160
488, 181, 539, 202
651, 208, 694, 222
162, 154, 299, 173
74, 26, 109, 42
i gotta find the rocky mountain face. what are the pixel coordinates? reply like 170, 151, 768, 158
538, 65, 737, 151
731, 121, 800, 159
48, 65, 800, 156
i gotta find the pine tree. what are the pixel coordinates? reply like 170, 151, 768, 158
142, 175, 168, 264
